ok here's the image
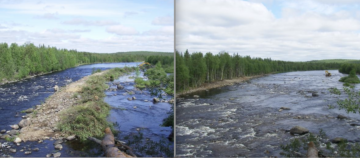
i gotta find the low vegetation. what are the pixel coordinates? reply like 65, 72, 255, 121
57, 67, 136, 141
280, 130, 360, 157
339, 69, 360, 85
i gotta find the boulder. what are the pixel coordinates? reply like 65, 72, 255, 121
66, 135, 76, 141
14, 137, 21, 143
117, 84, 124, 90
132, 96, 136, 100
1, 134, 10, 139
24, 151, 31, 155
54, 85, 59, 92
127, 98, 132, 101
33, 148, 39, 151
331, 137, 347, 143
312, 92, 319, 97
54, 139, 63, 145
8, 130, 19, 136
337, 115, 348, 120
19, 119, 30, 128
10, 124, 19, 130
280, 107, 291, 110
0, 129, 6, 133
54, 144, 63, 150
53, 152, 61, 157
194, 95, 199, 98
10, 148, 16, 153
23, 108, 34, 113
290, 126, 309, 135
153, 97, 160, 103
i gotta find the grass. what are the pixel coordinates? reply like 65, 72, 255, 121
339, 69, 360, 84
57, 67, 136, 141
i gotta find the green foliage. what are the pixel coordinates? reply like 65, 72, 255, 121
281, 130, 360, 157
91, 68, 102, 74
5, 136, 15, 142
329, 87, 360, 114
339, 69, 360, 84
176, 50, 341, 93
0, 42, 170, 84
58, 67, 135, 141
134, 77, 150, 89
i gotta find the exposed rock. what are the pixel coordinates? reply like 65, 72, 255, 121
144, 100, 148, 102
8, 130, 19, 136
10, 124, 19, 130
33, 148, 39, 151
14, 137, 21, 143
153, 97, 160, 103
53, 152, 61, 158
331, 137, 347, 143
279, 109, 283, 112
23, 108, 34, 113
133, 106, 137, 109
350, 123, 360, 126
10, 148, 16, 153
24, 151, 32, 155
0, 129, 5, 133
54, 139, 63, 145
127, 98, 132, 101
117, 84, 124, 90
290, 126, 309, 135
337, 115, 348, 120
194, 95, 199, 98
132, 96, 136, 100
54, 144, 63, 150
280, 107, 291, 110
46, 154, 52, 158
168, 99, 174, 104
66, 135, 76, 141
54, 85, 59, 92
1, 134, 10, 139
19, 119, 30, 128
312, 92, 319, 97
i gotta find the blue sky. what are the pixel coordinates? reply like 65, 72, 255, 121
0, 0, 174, 53
176, 0, 360, 61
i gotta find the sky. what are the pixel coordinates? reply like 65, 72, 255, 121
0, 0, 174, 53
176, 0, 360, 61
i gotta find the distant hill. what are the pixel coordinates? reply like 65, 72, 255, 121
115, 51, 173, 56
310, 59, 360, 64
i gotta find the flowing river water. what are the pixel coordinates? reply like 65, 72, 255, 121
0, 62, 173, 157
176, 70, 360, 157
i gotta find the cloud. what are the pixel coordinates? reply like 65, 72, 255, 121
176, 0, 360, 61
106, 25, 139, 35
46, 28, 91, 33
62, 18, 119, 26
123, 11, 138, 18
152, 15, 174, 26
34, 12, 59, 19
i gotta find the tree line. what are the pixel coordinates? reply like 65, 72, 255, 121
176, 50, 342, 93
0, 42, 169, 83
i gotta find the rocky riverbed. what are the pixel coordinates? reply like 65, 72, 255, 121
176, 70, 360, 157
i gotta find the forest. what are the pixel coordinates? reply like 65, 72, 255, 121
176, 50, 344, 93
0, 42, 172, 83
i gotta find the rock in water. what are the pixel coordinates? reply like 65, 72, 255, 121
54, 144, 63, 150
290, 126, 309, 135
0, 129, 6, 133
66, 135, 76, 141
153, 97, 160, 103
117, 84, 124, 90
54, 85, 59, 92
307, 141, 318, 158
280, 107, 291, 110
19, 119, 30, 128
10, 148, 16, 153
14, 137, 21, 143
10, 124, 19, 130
132, 96, 136, 100
331, 137, 347, 143
23, 108, 34, 113
24, 151, 31, 155
312, 92, 319, 97
53, 152, 61, 158
194, 95, 199, 98
127, 98, 132, 101
337, 115, 348, 120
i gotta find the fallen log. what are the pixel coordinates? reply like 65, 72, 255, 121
88, 127, 136, 157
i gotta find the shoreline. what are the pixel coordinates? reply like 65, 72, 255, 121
176, 74, 268, 97
15, 69, 111, 141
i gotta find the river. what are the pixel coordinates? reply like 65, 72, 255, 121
0, 62, 173, 157
176, 70, 360, 157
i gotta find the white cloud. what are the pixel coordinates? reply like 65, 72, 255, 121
106, 25, 139, 35
34, 12, 59, 20
152, 15, 174, 25
176, 0, 360, 61
62, 18, 119, 26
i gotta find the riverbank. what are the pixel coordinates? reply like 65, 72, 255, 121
10, 67, 135, 142
176, 74, 267, 97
